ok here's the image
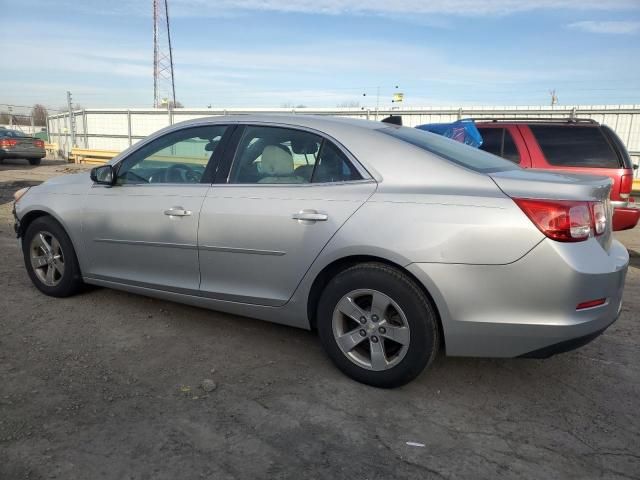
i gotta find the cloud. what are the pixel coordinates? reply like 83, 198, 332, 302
15, 0, 640, 17
567, 20, 640, 34
166, 0, 640, 17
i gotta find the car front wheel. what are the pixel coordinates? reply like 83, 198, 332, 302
22, 216, 83, 297
317, 262, 440, 388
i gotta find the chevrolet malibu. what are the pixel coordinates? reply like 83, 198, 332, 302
13, 115, 628, 387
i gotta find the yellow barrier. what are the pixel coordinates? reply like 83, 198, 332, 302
44, 143, 58, 157
633, 178, 640, 194
70, 148, 119, 165
69, 148, 210, 166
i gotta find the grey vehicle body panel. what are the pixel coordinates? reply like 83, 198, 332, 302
14, 115, 629, 356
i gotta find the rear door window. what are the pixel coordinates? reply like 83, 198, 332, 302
478, 128, 521, 164
529, 125, 622, 168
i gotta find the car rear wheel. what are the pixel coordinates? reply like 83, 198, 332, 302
28, 158, 42, 165
317, 262, 439, 388
22, 216, 83, 297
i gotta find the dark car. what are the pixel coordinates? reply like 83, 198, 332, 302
0, 129, 46, 165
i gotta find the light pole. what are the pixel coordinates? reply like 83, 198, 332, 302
362, 85, 400, 119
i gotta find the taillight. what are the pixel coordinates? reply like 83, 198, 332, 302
514, 198, 607, 242
34, 139, 45, 148
0, 139, 18, 148
591, 202, 606, 236
620, 174, 632, 199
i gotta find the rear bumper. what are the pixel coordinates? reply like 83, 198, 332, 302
612, 206, 640, 231
519, 314, 617, 358
407, 238, 628, 358
0, 147, 46, 159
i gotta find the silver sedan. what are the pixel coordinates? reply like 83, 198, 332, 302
13, 115, 628, 387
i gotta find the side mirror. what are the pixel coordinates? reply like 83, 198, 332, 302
90, 165, 115, 185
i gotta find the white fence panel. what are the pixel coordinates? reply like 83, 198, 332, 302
47, 105, 640, 167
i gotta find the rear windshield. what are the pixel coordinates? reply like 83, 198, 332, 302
0, 130, 29, 138
529, 125, 623, 168
379, 126, 519, 173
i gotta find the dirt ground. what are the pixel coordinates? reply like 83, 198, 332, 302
1, 159, 639, 480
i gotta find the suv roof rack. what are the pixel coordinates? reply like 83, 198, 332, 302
473, 117, 599, 125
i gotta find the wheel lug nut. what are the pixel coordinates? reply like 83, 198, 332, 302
378, 327, 386, 334
371, 336, 379, 343
371, 314, 379, 322
359, 329, 367, 337
360, 316, 367, 324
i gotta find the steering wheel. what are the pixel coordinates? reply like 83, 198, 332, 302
121, 170, 149, 184
165, 163, 200, 183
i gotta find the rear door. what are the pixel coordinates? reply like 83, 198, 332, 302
198, 124, 376, 306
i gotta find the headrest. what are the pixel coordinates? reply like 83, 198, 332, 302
261, 145, 294, 176
292, 138, 319, 155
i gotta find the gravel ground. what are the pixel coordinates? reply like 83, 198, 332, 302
1, 159, 639, 480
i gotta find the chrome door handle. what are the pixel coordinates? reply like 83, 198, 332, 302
164, 207, 192, 217
291, 210, 328, 222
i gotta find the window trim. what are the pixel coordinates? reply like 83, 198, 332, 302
218, 122, 373, 186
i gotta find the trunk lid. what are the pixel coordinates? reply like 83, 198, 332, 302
489, 169, 613, 249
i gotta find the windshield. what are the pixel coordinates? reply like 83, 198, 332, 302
379, 125, 519, 173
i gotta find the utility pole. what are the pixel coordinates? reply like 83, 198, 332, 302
8, 106, 12, 127
67, 91, 77, 148
153, 0, 177, 108
549, 89, 558, 107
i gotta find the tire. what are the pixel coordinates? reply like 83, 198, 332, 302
317, 262, 440, 388
28, 157, 42, 165
22, 216, 83, 297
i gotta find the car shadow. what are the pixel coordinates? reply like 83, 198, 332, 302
628, 248, 640, 268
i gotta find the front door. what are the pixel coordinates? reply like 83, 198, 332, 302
198, 124, 376, 306
82, 124, 230, 292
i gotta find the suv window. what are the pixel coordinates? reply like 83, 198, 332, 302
529, 125, 622, 168
117, 125, 227, 184
478, 128, 520, 164
380, 126, 518, 173
229, 125, 361, 184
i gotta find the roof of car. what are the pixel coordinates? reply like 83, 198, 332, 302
473, 118, 600, 126
173, 113, 386, 133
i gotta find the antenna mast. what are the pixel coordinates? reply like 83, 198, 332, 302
153, 0, 176, 108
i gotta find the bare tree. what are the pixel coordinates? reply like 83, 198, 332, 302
337, 101, 361, 108
281, 103, 307, 109
59, 103, 84, 112
31, 104, 48, 126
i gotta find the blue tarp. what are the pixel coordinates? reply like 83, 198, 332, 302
416, 119, 483, 148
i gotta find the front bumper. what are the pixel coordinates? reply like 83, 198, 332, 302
407, 238, 628, 358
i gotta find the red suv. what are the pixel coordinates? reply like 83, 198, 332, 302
474, 119, 639, 231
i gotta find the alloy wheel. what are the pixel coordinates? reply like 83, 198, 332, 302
332, 289, 410, 371
30, 231, 65, 287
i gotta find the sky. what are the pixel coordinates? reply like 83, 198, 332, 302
1, 0, 639, 114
